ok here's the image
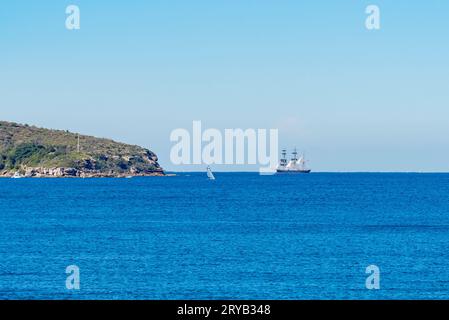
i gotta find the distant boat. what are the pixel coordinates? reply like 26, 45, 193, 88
206, 166, 215, 180
276, 148, 311, 174
11, 172, 23, 179
125, 176, 133, 179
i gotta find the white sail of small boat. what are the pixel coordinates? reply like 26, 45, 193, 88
206, 166, 215, 180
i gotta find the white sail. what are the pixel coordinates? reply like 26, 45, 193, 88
286, 160, 299, 170
298, 156, 308, 171
207, 166, 215, 180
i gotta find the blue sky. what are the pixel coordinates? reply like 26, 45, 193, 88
1, 1, 448, 171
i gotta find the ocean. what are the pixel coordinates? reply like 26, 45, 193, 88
1, 173, 449, 299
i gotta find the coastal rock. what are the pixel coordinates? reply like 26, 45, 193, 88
0, 120, 165, 178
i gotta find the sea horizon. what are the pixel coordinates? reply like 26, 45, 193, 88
168, 171, 449, 174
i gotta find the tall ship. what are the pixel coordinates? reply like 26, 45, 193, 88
276, 149, 311, 174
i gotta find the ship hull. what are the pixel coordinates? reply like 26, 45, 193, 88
276, 169, 311, 174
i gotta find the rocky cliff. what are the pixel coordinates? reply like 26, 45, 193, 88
0, 121, 164, 177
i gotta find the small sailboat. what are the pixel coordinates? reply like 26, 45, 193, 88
206, 166, 215, 180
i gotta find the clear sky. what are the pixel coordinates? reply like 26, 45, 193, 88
1, 1, 448, 172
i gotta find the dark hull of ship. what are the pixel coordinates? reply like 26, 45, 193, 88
276, 169, 311, 174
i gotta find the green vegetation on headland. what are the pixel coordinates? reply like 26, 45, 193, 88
0, 121, 164, 177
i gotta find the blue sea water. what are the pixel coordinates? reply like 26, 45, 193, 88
1, 173, 449, 300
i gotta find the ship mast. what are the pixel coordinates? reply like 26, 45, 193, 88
77, 134, 80, 153
281, 149, 287, 166
292, 148, 298, 161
